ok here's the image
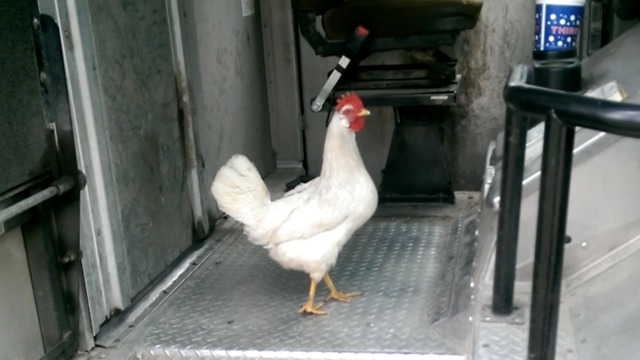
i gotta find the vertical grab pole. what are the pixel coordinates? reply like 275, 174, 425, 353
527, 113, 575, 360
492, 108, 528, 315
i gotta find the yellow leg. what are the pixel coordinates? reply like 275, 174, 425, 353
323, 274, 361, 303
299, 279, 328, 315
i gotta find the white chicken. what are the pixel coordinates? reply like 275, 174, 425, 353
211, 93, 378, 315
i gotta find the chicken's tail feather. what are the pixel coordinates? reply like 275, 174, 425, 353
211, 154, 270, 230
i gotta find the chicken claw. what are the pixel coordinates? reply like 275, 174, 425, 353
323, 274, 361, 303
299, 279, 329, 315
326, 290, 361, 303
299, 301, 328, 315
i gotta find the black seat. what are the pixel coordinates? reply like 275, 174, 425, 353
323, 1, 482, 40
295, 0, 482, 56
293, 0, 484, 203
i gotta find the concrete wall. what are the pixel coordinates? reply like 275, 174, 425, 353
181, 0, 275, 218
300, 0, 535, 191
447, 0, 535, 190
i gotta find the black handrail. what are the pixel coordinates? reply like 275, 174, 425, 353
526, 112, 575, 360
505, 64, 640, 137
494, 63, 640, 360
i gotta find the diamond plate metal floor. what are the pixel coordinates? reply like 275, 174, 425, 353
108, 196, 480, 360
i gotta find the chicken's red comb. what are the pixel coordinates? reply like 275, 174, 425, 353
336, 92, 363, 111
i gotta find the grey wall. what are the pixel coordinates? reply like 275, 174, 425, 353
88, 0, 194, 297
300, 0, 535, 191
181, 0, 275, 218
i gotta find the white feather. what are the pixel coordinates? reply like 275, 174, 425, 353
211, 107, 378, 282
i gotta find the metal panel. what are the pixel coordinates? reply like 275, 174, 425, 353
0, 0, 51, 194
40, 0, 132, 330
0, 227, 45, 360
32, 13, 89, 354
566, 247, 640, 360
86, 0, 194, 297
1, 2, 82, 356
179, 0, 276, 218
515, 135, 640, 282
166, 0, 210, 239
260, 0, 305, 169
22, 212, 77, 358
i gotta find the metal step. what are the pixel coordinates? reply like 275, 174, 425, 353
89, 194, 480, 360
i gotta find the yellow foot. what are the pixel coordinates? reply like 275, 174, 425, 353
299, 301, 328, 315
326, 290, 361, 303
299, 279, 328, 315
322, 274, 361, 303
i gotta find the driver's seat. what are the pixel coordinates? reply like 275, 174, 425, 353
294, 0, 484, 203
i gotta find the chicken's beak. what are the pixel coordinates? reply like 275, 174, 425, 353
357, 108, 371, 117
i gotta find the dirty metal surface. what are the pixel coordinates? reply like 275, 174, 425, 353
122, 200, 479, 360
474, 288, 578, 360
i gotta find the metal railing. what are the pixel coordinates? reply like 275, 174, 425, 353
492, 63, 640, 359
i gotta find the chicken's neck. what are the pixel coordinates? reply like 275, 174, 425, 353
319, 116, 367, 180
